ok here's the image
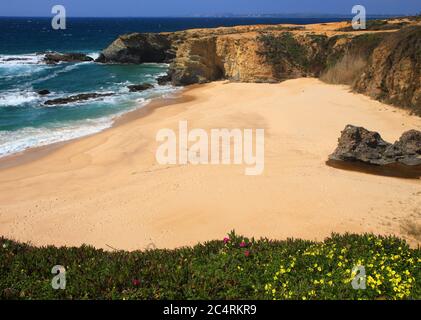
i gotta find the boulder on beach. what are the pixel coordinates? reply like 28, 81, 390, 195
44, 93, 114, 106
383, 130, 421, 166
127, 83, 154, 92
43, 52, 94, 64
329, 125, 421, 166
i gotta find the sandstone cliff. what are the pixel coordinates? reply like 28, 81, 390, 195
98, 18, 421, 114
354, 26, 421, 115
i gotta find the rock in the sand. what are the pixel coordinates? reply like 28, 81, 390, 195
37, 89, 51, 96
329, 125, 391, 165
329, 125, 421, 166
44, 93, 114, 106
127, 83, 154, 92
383, 130, 421, 165
43, 52, 94, 64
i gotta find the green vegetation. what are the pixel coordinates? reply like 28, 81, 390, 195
325, 33, 386, 71
1, 233, 420, 300
321, 32, 388, 86
257, 32, 309, 78
347, 33, 388, 56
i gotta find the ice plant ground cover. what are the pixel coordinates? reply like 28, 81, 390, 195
0, 232, 420, 300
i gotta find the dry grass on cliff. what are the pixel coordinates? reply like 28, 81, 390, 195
320, 54, 367, 86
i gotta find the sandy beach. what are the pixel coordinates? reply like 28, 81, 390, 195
0, 78, 420, 250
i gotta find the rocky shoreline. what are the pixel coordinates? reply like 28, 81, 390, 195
30, 18, 421, 176
30, 18, 420, 115
96, 17, 421, 115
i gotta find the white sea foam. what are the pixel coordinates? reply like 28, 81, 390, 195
0, 98, 153, 158
87, 52, 100, 60
143, 62, 170, 67
0, 60, 178, 157
0, 91, 40, 107
0, 118, 113, 157
0, 54, 44, 65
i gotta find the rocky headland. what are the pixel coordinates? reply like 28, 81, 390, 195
97, 17, 421, 115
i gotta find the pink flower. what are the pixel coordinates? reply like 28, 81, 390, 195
244, 250, 250, 257
132, 279, 141, 286
223, 237, 230, 244
240, 241, 247, 248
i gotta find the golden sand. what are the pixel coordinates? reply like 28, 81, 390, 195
0, 78, 420, 250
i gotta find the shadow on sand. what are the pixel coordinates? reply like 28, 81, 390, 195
326, 160, 421, 180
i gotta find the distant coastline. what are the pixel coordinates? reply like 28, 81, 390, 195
0, 13, 411, 18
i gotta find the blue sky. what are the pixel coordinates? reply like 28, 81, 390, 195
0, 0, 420, 17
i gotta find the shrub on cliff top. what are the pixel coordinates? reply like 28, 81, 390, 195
257, 32, 309, 79
1, 233, 420, 300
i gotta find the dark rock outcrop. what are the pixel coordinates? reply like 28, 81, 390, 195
96, 33, 173, 64
37, 89, 51, 96
43, 52, 94, 64
329, 125, 421, 166
383, 130, 421, 165
3, 57, 31, 62
127, 83, 154, 92
156, 74, 172, 85
44, 93, 114, 106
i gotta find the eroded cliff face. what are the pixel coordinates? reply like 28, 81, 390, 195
98, 18, 421, 113
170, 33, 282, 84
97, 26, 280, 84
354, 26, 421, 115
